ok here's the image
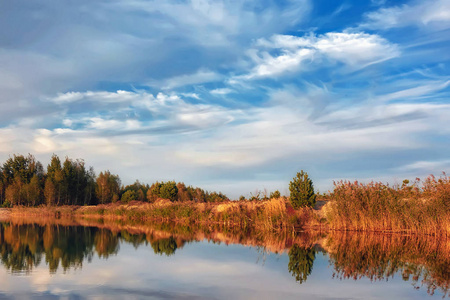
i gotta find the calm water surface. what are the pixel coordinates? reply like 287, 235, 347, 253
0, 221, 448, 299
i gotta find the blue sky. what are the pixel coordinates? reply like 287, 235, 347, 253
0, 0, 449, 198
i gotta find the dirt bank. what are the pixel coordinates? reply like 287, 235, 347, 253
0, 208, 11, 220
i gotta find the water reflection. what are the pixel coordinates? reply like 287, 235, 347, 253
151, 237, 177, 256
0, 219, 448, 297
288, 245, 316, 284
326, 232, 449, 297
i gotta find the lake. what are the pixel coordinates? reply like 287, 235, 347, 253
0, 219, 448, 299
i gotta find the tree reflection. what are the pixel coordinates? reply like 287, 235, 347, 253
0, 221, 182, 273
0, 223, 114, 273
94, 229, 119, 258
150, 237, 178, 256
288, 245, 316, 284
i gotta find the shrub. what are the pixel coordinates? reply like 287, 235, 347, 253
289, 171, 316, 209
121, 190, 137, 203
270, 190, 281, 199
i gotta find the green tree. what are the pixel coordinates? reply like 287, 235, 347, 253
206, 191, 228, 203
61, 157, 75, 205
46, 155, 63, 205
121, 180, 148, 203
147, 182, 162, 202
84, 167, 96, 205
44, 178, 56, 206
25, 175, 41, 206
121, 190, 137, 203
160, 181, 178, 201
289, 170, 316, 208
2, 154, 44, 206
96, 171, 121, 204
176, 182, 190, 202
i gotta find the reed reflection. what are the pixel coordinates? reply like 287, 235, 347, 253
326, 232, 449, 297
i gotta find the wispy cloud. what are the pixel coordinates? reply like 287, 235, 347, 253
397, 160, 450, 172
153, 70, 223, 90
239, 32, 399, 79
361, 0, 450, 30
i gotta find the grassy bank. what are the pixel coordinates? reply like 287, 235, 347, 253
7, 197, 322, 232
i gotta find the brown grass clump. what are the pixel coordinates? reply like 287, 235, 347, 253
327, 174, 450, 236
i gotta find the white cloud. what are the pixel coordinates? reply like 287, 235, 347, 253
154, 70, 223, 90
46, 90, 240, 132
180, 93, 201, 100
51, 90, 138, 104
398, 160, 450, 172
210, 88, 235, 95
52, 91, 85, 103
376, 80, 450, 102
87, 117, 141, 131
313, 32, 399, 66
242, 32, 399, 79
361, 0, 450, 30
175, 98, 449, 168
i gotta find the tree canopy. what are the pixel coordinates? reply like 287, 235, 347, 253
0, 153, 229, 207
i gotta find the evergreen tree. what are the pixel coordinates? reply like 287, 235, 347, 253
289, 170, 316, 208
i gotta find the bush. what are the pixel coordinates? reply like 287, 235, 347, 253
270, 190, 281, 199
289, 171, 316, 209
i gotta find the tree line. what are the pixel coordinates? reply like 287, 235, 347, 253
0, 154, 229, 207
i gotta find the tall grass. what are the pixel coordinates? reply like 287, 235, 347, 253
327, 174, 450, 236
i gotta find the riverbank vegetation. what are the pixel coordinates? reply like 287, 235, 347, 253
6, 197, 318, 232
0, 153, 449, 236
327, 175, 450, 236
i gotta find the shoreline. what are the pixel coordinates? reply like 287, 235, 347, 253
1, 201, 448, 237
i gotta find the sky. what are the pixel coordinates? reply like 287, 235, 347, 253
0, 0, 449, 198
